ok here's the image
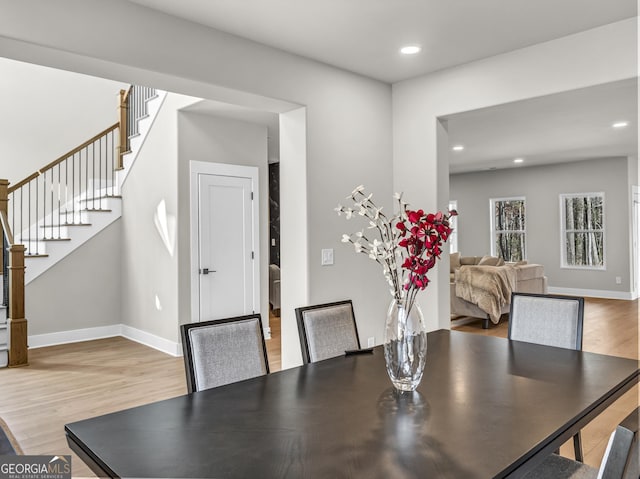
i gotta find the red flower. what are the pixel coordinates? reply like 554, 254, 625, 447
407, 209, 424, 224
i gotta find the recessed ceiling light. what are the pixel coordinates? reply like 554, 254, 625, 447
400, 45, 422, 55
452, 145, 464, 151
513, 158, 524, 164
612, 121, 629, 128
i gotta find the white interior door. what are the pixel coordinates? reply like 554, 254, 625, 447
198, 173, 255, 320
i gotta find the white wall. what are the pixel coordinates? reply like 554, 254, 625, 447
0, 57, 126, 185
177, 112, 269, 331
25, 220, 122, 335
121, 93, 199, 344
451, 157, 632, 297
0, 0, 393, 369
393, 18, 638, 329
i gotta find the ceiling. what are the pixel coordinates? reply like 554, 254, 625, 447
124, 1, 637, 172
128, 0, 636, 83
446, 79, 638, 174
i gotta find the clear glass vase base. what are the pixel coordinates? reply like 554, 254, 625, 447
383, 299, 427, 392
383, 336, 427, 392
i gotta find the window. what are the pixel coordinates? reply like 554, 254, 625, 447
448, 200, 458, 253
560, 193, 604, 269
490, 197, 526, 262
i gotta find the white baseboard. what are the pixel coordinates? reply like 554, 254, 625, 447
548, 287, 636, 300
28, 323, 182, 357
29, 325, 122, 349
120, 324, 182, 357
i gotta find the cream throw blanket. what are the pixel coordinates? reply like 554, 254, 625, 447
455, 265, 517, 324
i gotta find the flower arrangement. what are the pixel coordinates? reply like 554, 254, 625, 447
336, 185, 456, 315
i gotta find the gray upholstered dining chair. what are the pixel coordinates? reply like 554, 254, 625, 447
295, 300, 360, 363
180, 314, 269, 393
509, 292, 585, 461
509, 292, 584, 350
524, 407, 639, 479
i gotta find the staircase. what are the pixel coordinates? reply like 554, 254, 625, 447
0, 85, 165, 367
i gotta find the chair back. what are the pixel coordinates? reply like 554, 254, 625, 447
508, 293, 584, 350
598, 407, 639, 479
181, 314, 269, 393
296, 300, 360, 363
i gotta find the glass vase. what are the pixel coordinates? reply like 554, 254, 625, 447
383, 298, 428, 392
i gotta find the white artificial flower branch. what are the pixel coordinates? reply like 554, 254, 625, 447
336, 188, 408, 302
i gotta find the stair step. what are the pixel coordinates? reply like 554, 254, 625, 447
61, 207, 112, 213
84, 208, 113, 213
25, 253, 49, 258
79, 195, 122, 202
41, 238, 71, 242
41, 223, 92, 228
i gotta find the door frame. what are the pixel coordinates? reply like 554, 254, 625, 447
189, 160, 260, 323
632, 185, 639, 299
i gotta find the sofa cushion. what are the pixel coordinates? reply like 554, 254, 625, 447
450, 252, 461, 273
515, 264, 544, 281
478, 255, 501, 266
460, 256, 480, 266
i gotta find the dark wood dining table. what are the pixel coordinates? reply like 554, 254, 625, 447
65, 329, 639, 478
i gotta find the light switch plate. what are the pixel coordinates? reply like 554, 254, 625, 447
321, 248, 334, 266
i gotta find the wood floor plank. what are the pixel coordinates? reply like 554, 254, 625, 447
0, 298, 635, 477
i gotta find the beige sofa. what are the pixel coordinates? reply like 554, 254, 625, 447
450, 253, 547, 329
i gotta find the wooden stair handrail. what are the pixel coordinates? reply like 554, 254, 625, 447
0, 210, 14, 245
117, 87, 132, 170
8, 122, 119, 194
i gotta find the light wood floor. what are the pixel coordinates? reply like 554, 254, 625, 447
0, 299, 636, 478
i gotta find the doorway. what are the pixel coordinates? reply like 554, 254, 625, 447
190, 161, 260, 322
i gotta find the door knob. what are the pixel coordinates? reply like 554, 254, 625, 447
199, 268, 216, 275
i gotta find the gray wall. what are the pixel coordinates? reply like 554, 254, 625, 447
177, 111, 270, 331
450, 157, 633, 294
26, 220, 122, 335
121, 93, 199, 343
0, 57, 126, 185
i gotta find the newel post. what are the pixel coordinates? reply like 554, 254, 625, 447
116, 88, 129, 170
8, 243, 27, 367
